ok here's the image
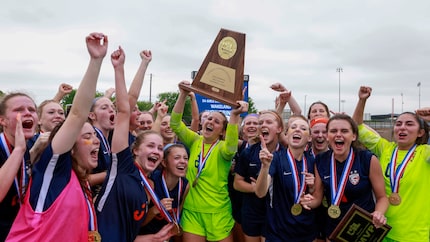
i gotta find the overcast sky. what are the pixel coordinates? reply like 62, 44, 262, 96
1, 0, 429, 116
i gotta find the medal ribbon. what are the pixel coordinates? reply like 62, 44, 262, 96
83, 181, 98, 231
330, 148, 354, 206
286, 149, 307, 204
0, 133, 27, 203
135, 163, 174, 223
195, 140, 219, 182
94, 127, 110, 154
389, 145, 416, 193
161, 171, 183, 224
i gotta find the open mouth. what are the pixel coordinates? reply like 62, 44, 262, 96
334, 140, 345, 149
177, 165, 186, 171
109, 114, 115, 122
292, 134, 302, 140
148, 155, 159, 164
22, 120, 34, 129
261, 129, 269, 138
91, 148, 99, 157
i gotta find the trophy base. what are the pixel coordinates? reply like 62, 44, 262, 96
179, 83, 239, 108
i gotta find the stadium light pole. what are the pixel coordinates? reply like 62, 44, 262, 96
417, 82, 421, 108
336, 67, 343, 112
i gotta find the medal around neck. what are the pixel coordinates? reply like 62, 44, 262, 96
291, 203, 302, 216
388, 192, 401, 206
328, 205, 341, 219
88, 230, 101, 242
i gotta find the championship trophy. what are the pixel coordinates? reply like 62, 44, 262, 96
179, 28, 246, 107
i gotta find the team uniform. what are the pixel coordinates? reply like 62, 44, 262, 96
316, 148, 375, 236
95, 147, 149, 242
234, 142, 267, 237
266, 147, 317, 242
228, 141, 247, 226
170, 111, 238, 241
6, 144, 88, 241
93, 127, 111, 173
0, 133, 31, 241
140, 169, 188, 235
358, 124, 430, 241
304, 147, 328, 240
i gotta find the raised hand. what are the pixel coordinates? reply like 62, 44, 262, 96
58, 83, 73, 96
259, 134, 273, 167
231, 101, 248, 116
111, 46, 125, 68
139, 50, 152, 64
270, 82, 286, 92
358, 86, 372, 100
86, 32, 108, 59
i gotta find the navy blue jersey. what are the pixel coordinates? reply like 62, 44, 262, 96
234, 142, 266, 236
316, 149, 375, 236
0, 135, 31, 241
266, 147, 318, 241
128, 132, 136, 147
140, 169, 188, 235
228, 140, 247, 224
29, 144, 72, 211
93, 127, 112, 173
95, 147, 149, 242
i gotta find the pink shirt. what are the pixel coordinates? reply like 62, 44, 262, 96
6, 171, 88, 242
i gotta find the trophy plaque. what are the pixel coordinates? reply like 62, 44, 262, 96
329, 204, 391, 242
180, 28, 245, 107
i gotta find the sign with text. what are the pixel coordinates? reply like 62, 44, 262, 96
192, 72, 248, 118
329, 204, 391, 242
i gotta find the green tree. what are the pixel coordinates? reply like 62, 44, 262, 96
156, 92, 193, 124
60, 89, 105, 109
137, 101, 153, 111
247, 96, 258, 114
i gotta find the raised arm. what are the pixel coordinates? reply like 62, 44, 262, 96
52, 83, 73, 103
52, 33, 107, 154
128, 50, 152, 111
188, 92, 200, 132
110, 46, 130, 153
172, 81, 191, 115
416, 107, 430, 123
152, 101, 168, 133
352, 86, 372, 125
255, 135, 273, 198
271, 83, 302, 115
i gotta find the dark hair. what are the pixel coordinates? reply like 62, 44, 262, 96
398, 112, 429, 145
327, 114, 363, 150
307, 101, 330, 120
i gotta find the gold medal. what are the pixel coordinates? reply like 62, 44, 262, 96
322, 195, 328, 208
170, 222, 183, 236
389, 192, 401, 206
291, 203, 302, 216
88, 230, 101, 242
327, 205, 341, 219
